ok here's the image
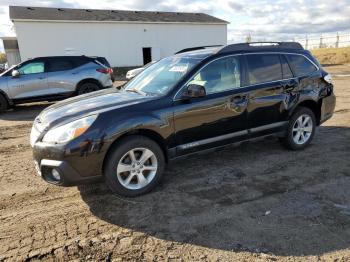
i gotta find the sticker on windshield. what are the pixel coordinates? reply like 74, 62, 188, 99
169, 65, 188, 72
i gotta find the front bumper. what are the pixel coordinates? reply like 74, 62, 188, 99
33, 159, 102, 186
32, 141, 104, 187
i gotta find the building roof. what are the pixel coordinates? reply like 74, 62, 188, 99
9, 6, 229, 24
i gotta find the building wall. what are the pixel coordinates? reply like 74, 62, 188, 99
13, 21, 227, 67
2, 38, 21, 66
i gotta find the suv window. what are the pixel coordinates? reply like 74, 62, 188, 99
286, 54, 317, 77
125, 56, 201, 95
246, 54, 282, 85
47, 59, 75, 72
280, 55, 294, 79
18, 61, 45, 75
71, 57, 90, 67
95, 57, 111, 67
188, 56, 241, 94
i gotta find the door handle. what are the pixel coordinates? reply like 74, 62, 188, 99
230, 95, 248, 109
231, 95, 247, 104
38, 77, 45, 80
283, 84, 294, 91
282, 80, 298, 91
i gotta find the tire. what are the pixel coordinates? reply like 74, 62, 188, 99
0, 94, 8, 113
77, 82, 100, 95
280, 107, 316, 150
104, 135, 165, 197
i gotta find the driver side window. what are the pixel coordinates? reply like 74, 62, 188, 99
188, 56, 241, 94
18, 62, 45, 75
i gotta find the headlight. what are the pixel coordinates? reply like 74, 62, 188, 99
42, 115, 97, 144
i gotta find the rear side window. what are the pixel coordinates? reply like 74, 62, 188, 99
286, 54, 317, 77
47, 59, 75, 72
246, 54, 282, 85
71, 57, 90, 67
95, 57, 110, 67
280, 55, 293, 79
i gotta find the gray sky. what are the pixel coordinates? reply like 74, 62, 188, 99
1, 0, 350, 52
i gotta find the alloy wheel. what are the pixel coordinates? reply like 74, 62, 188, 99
292, 114, 313, 145
116, 147, 158, 190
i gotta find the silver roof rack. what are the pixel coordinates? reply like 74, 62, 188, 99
175, 45, 223, 54
217, 42, 303, 54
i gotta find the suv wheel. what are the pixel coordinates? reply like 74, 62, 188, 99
104, 136, 165, 197
0, 94, 8, 113
77, 82, 100, 95
280, 107, 316, 150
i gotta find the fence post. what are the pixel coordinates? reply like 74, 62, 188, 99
336, 32, 339, 48
305, 35, 308, 49
246, 33, 251, 43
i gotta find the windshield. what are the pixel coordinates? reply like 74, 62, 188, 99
125, 56, 202, 95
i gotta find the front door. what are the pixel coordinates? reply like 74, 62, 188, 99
173, 55, 249, 155
8, 59, 49, 100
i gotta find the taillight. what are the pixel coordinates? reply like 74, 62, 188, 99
324, 74, 333, 84
97, 68, 113, 74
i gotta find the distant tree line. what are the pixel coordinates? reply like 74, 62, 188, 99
0, 53, 7, 63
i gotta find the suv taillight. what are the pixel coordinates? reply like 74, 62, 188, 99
97, 68, 113, 74
324, 74, 333, 84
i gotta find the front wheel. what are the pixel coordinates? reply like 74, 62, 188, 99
0, 94, 8, 113
280, 107, 316, 150
104, 136, 165, 197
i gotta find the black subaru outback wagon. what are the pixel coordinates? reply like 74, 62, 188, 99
31, 42, 336, 197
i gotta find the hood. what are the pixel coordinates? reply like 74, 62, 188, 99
38, 88, 154, 126
128, 68, 144, 75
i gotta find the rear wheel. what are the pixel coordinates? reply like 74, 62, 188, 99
77, 82, 100, 95
0, 94, 8, 113
104, 136, 165, 197
280, 107, 316, 150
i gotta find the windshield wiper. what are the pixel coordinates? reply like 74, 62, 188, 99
125, 88, 146, 96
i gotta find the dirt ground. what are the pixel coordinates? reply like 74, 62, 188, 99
1, 65, 350, 261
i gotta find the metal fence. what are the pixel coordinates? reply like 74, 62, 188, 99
294, 33, 350, 49
229, 32, 350, 50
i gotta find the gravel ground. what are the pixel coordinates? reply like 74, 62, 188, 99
0, 65, 350, 261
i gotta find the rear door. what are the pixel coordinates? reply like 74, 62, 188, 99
244, 53, 292, 137
8, 59, 49, 99
46, 57, 78, 94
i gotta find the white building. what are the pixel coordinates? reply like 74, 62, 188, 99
3, 6, 228, 67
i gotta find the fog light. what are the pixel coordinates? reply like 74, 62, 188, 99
51, 169, 61, 181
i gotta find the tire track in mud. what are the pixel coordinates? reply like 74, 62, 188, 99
0, 123, 32, 134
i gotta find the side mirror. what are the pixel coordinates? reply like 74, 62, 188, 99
183, 84, 206, 99
12, 70, 20, 78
